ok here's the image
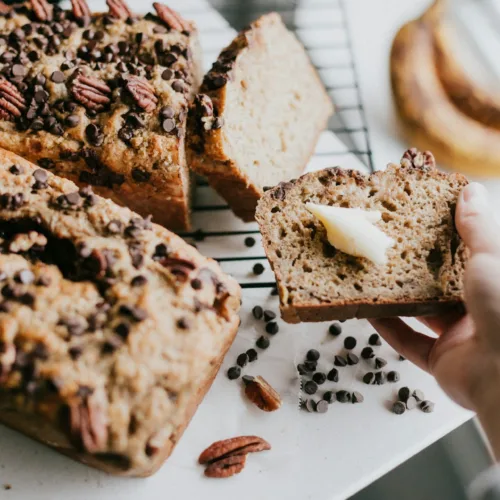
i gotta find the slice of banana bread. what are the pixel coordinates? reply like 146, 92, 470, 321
256, 149, 468, 323
187, 13, 333, 222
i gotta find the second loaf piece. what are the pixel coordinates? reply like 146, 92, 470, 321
188, 13, 333, 222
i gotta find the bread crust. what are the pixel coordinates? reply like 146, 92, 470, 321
187, 13, 333, 222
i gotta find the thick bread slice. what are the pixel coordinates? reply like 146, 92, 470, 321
187, 13, 333, 222
256, 149, 468, 323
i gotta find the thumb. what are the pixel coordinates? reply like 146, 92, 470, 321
455, 183, 500, 256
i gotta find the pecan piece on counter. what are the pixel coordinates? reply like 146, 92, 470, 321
0, 77, 26, 121
153, 2, 192, 32
71, 0, 91, 25
243, 375, 282, 412
204, 455, 246, 479
125, 76, 158, 113
400, 147, 435, 169
70, 71, 111, 112
31, 0, 53, 21
106, 0, 132, 19
199, 435, 271, 464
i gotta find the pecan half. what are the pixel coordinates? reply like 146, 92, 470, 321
400, 148, 435, 169
68, 394, 108, 453
125, 76, 158, 112
31, 0, 53, 21
204, 455, 246, 478
198, 436, 271, 464
70, 71, 111, 112
153, 2, 191, 32
106, 0, 132, 19
71, 0, 91, 25
0, 1, 11, 15
244, 376, 282, 412
0, 77, 26, 121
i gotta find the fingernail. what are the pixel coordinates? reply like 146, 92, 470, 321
462, 183, 488, 211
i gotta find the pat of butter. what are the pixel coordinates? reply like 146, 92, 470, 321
305, 203, 395, 265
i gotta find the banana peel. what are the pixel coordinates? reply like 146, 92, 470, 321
391, 0, 500, 176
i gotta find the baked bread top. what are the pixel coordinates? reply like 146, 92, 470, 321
0, 0, 202, 229
0, 147, 240, 473
256, 149, 468, 323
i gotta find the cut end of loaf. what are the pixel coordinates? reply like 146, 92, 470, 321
255, 149, 469, 323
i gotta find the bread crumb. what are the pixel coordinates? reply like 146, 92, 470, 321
3, 483, 12, 490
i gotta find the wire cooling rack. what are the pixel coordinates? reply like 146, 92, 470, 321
175, 0, 373, 291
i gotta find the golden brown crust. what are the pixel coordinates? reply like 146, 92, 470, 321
0, 147, 241, 476
0, 4, 203, 230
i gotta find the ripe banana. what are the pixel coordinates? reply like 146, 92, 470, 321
391, 1, 500, 176
431, 0, 500, 129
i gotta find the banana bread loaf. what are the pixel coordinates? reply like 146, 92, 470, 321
256, 149, 468, 323
0, 0, 203, 230
187, 13, 333, 222
0, 147, 240, 476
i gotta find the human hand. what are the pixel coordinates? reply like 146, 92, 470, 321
370, 183, 500, 445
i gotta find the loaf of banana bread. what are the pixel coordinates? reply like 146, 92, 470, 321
0, 147, 240, 476
0, 0, 202, 230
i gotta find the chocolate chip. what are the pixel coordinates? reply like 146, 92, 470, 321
256, 336, 269, 349
66, 192, 82, 206
171, 80, 186, 93
361, 347, 374, 359
241, 375, 254, 386
65, 114, 80, 127
16, 269, 34, 284
244, 237, 255, 247
369, 333, 381, 346
334, 355, 347, 367
387, 371, 400, 383
160, 106, 175, 119
304, 380, 318, 395
363, 372, 375, 384
297, 364, 307, 375
50, 71, 65, 83
263, 310, 276, 322
33, 169, 48, 188
20, 292, 35, 305
86, 124, 104, 147
392, 401, 406, 415
161, 68, 174, 81
399, 355, 406, 361
176, 318, 190, 330
119, 304, 148, 322
398, 387, 411, 402
336, 390, 351, 403
68, 346, 83, 360
107, 220, 123, 234
102, 336, 122, 354
246, 349, 258, 362
312, 372, 326, 385
132, 168, 151, 183
306, 349, 320, 362
420, 400, 435, 413
190, 278, 202, 290
252, 263, 265, 275
265, 322, 279, 335
323, 391, 336, 404
252, 305, 263, 320
114, 323, 130, 339
412, 389, 425, 401
374, 357, 387, 369
327, 368, 339, 382
406, 396, 418, 410
227, 366, 241, 380
9, 165, 24, 175
131, 275, 147, 287
329, 323, 342, 336
303, 399, 316, 413
374, 371, 386, 385
344, 336, 356, 349
161, 118, 176, 133
12, 64, 26, 77
316, 400, 328, 413
304, 360, 317, 372
347, 353, 359, 365
352, 391, 364, 404
236, 353, 248, 368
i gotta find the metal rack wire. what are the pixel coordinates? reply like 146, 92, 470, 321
178, 0, 374, 289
